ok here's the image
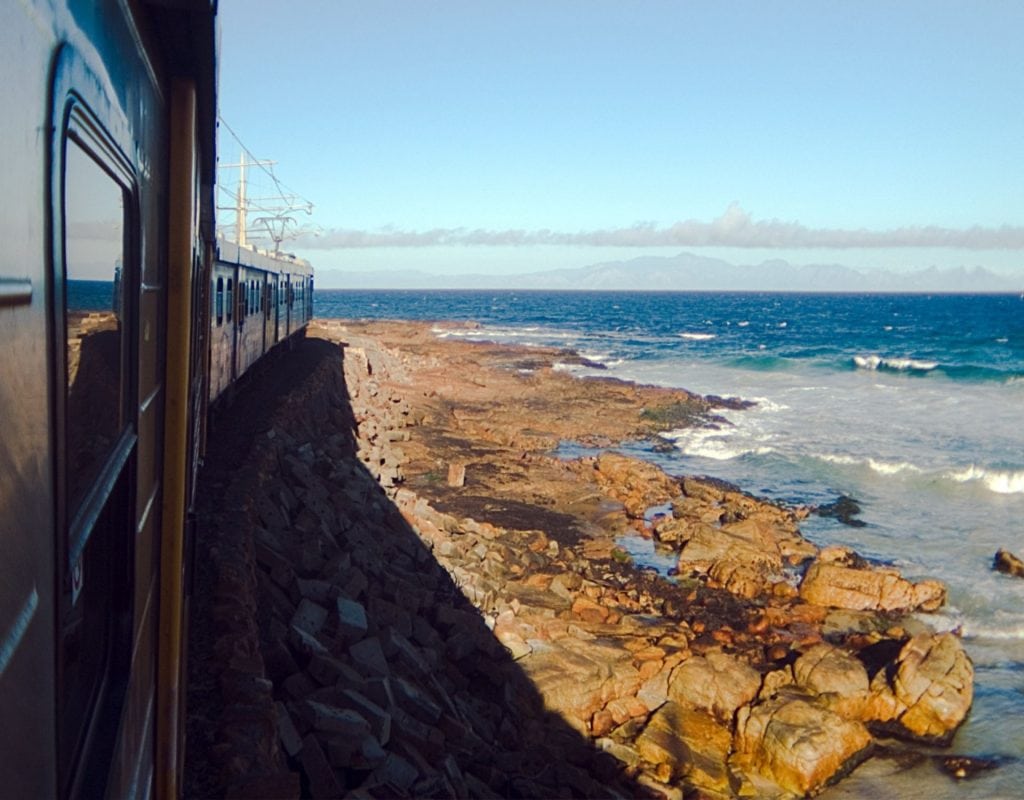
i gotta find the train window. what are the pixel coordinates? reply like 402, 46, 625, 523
215, 277, 224, 325
226, 278, 233, 322
59, 120, 135, 798
63, 139, 127, 514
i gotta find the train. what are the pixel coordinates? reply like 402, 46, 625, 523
0, 2, 312, 798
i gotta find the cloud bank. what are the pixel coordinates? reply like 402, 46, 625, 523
297, 204, 1024, 250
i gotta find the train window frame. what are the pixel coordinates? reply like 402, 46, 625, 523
50, 54, 139, 800
58, 107, 140, 565
215, 276, 224, 326
226, 277, 233, 323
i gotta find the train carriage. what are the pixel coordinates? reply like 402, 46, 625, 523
209, 238, 313, 403
0, 2, 312, 797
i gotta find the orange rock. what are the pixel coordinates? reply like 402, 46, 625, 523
525, 530, 550, 552
711, 628, 734, 645
571, 596, 610, 624
637, 659, 664, 681
634, 646, 668, 662
523, 573, 553, 590
747, 614, 770, 635
591, 709, 615, 737
772, 581, 799, 599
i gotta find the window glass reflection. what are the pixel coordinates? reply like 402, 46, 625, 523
64, 140, 125, 514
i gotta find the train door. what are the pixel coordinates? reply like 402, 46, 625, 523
262, 274, 273, 353
54, 79, 137, 800
276, 274, 285, 341
283, 274, 292, 336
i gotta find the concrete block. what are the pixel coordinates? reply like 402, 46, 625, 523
274, 701, 304, 758
336, 596, 368, 642
282, 671, 318, 701
349, 636, 389, 677
303, 700, 371, 737
392, 677, 442, 725
371, 752, 419, 793
299, 734, 342, 799
291, 598, 329, 638
288, 624, 328, 659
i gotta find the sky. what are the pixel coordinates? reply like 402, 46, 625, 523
217, 1, 1024, 286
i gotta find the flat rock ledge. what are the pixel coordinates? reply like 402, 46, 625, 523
187, 322, 974, 800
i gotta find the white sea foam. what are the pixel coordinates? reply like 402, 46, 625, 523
853, 354, 938, 372
748, 397, 789, 413
960, 621, 1024, 640
737, 320, 750, 327
819, 453, 861, 466
682, 441, 775, 461
578, 350, 622, 367
663, 428, 775, 462
867, 458, 924, 476
816, 453, 923, 476
777, 321, 788, 328
431, 325, 578, 343
679, 332, 716, 341
818, 453, 1024, 494
947, 465, 1024, 495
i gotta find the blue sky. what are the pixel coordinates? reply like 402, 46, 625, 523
217, 1, 1024, 283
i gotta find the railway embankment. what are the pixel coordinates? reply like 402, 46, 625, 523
186, 319, 976, 799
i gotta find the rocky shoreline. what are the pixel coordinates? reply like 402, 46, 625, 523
185, 319, 976, 799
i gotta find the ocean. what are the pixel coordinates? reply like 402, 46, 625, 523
316, 289, 1024, 797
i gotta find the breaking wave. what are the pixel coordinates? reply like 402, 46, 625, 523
947, 466, 1024, 495
853, 354, 939, 373
679, 332, 717, 341
661, 428, 774, 462
818, 453, 924, 476
816, 454, 1024, 495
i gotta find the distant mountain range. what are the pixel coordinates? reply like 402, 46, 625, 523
315, 252, 1022, 292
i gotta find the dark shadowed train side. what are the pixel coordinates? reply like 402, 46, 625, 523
0, 2, 311, 798
210, 239, 313, 402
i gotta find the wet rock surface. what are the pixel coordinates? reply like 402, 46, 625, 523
185, 320, 975, 799
993, 548, 1024, 578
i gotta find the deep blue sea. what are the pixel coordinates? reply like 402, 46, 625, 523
317, 289, 1024, 796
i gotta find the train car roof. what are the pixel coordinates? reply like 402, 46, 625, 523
216, 235, 313, 277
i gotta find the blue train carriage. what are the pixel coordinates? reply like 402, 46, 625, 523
0, 1, 217, 798
209, 237, 314, 403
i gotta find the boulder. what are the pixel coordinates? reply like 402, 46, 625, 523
667, 651, 762, 723
591, 453, 679, 518
708, 558, 768, 599
793, 643, 870, 719
866, 633, 974, 744
523, 638, 641, 733
677, 523, 783, 575
799, 560, 946, 613
634, 701, 733, 793
994, 548, 1024, 578
734, 693, 873, 797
